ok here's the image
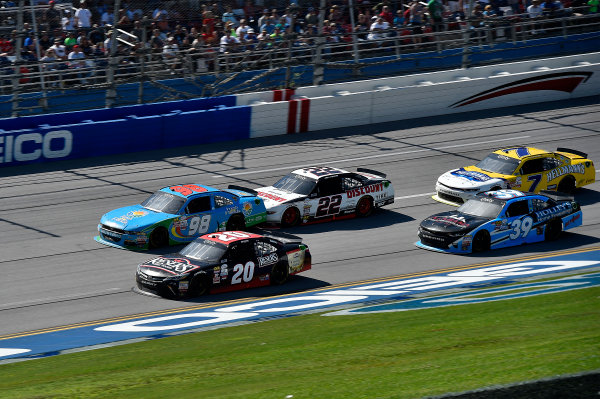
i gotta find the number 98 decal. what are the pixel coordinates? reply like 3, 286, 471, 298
510, 216, 533, 240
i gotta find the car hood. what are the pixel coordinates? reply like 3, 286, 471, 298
100, 204, 172, 231
421, 211, 490, 233
439, 167, 507, 189
138, 255, 208, 277
255, 186, 306, 209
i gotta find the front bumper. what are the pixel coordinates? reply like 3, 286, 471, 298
96, 224, 149, 250
434, 182, 479, 206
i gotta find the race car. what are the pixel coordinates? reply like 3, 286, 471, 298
416, 189, 582, 254
135, 231, 311, 298
434, 147, 595, 206
96, 184, 267, 250
255, 166, 395, 226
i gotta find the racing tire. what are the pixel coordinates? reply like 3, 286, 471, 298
270, 262, 289, 286
557, 176, 576, 195
281, 207, 300, 227
226, 214, 246, 231
149, 227, 169, 249
188, 273, 210, 297
545, 219, 562, 241
490, 186, 501, 191
356, 196, 374, 217
472, 231, 491, 253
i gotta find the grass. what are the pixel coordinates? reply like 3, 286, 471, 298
0, 285, 598, 399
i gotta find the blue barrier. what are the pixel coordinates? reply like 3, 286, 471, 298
0, 104, 251, 167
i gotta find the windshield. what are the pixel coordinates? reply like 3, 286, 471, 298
179, 239, 227, 263
457, 199, 504, 219
272, 173, 317, 195
141, 191, 185, 214
475, 153, 520, 175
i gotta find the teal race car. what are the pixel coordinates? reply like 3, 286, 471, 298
95, 184, 267, 250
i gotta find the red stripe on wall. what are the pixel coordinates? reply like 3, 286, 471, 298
285, 88, 296, 101
299, 98, 310, 132
273, 89, 283, 102
287, 100, 298, 134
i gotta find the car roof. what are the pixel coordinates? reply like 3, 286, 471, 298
477, 189, 545, 202
200, 231, 264, 245
493, 146, 551, 160
291, 166, 349, 179
160, 184, 220, 198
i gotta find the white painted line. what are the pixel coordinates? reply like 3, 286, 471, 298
395, 192, 436, 200
213, 135, 531, 178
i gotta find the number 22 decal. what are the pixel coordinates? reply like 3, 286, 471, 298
316, 195, 342, 217
510, 216, 533, 239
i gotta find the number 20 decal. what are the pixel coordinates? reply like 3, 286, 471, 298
510, 216, 533, 240
231, 261, 255, 284
316, 195, 342, 217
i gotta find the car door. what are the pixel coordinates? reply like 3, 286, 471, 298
226, 240, 258, 287
174, 194, 216, 241
542, 155, 565, 190
498, 198, 535, 248
311, 175, 344, 218
213, 192, 242, 228
517, 157, 546, 193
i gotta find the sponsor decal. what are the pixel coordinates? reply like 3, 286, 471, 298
564, 212, 581, 228
451, 168, 492, 182
258, 253, 278, 267
534, 203, 572, 223
450, 72, 593, 108
144, 258, 197, 273
112, 210, 148, 224
220, 264, 228, 280
0, 130, 73, 163
430, 215, 468, 227
287, 249, 305, 273
502, 147, 531, 157
461, 235, 472, 251
243, 202, 253, 215
258, 191, 287, 203
546, 163, 585, 182
346, 183, 385, 199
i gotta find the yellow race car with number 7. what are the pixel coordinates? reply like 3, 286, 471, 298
434, 146, 595, 206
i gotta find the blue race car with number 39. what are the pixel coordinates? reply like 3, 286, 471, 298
416, 189, 582, 254
96, 184, 267, 250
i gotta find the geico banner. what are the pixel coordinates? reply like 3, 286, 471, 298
0, 130, 72, 164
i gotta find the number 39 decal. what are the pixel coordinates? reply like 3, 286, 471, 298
510, 216, 533, 239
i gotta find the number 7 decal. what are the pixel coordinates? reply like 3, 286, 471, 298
527, 174, 542, 192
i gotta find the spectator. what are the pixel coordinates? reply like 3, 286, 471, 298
49, 38, 67, 60
379, 5, 394, 24
43, 0, 61, 32
219, 30, 240, 53
64, 32, 78, 49
393, 9, 406, 26
153, 6, 169, 31
88, 24, 106, 45
483, 4, 498, 17
589, 0, 599, 12
236, 19, 251, 37
428, 0, 445, 31
101, 7, 115, 27
39, 31, 52, 51
528, 0, 544, 18
162, 37, 179, 73
62, 10, 76, 32
260, 17, 276, 34
305, 7, 318, 26
78, 36, 93, 56
150, 28, 164, 51
222, 6, 239, 27
368, 16, 390, 40
409, 0, 426, 44
242, 28, 258, 50
40, 48, 58, 79
243, 0, 258, 24
75, 1, 93, 29
356, 13, 370, 39
68, 44, 90, 83
258, 9, 271, 28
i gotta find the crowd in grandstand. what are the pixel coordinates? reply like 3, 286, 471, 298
0, 0, 597, 81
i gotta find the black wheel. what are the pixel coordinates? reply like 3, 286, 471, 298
281, 207, 300, 227
545, 219, 562, 241
557, 176, 576, 195
149, 227, 169, 248
472, 231, 490, 253
356, 196, 373, 217
188, 273, 210, 297
226, 214, 246, 231
270, 262, 289, 285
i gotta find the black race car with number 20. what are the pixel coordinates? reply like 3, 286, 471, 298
416, 189, 582, 254
136, 231, 311, 299
255, 166, 395, 226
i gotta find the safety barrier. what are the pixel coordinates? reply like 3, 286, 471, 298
1, 52, 598, 168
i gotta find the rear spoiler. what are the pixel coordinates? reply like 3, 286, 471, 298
260, 231, 303, 244
539, 190, 574, 202
357, 168, 387, 178
227, 185, 259, 196
556, 147, 588, 159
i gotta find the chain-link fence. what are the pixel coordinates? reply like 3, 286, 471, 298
1, 0, 599, 117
